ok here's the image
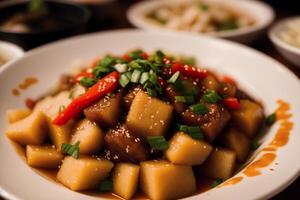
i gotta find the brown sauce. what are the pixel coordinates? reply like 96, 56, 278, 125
12, 77, 38, 97
219, 176, 243, 187
243, 153, 276, 177
12, 88, 20, 96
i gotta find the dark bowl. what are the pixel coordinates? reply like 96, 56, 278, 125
0, 0, 90, 50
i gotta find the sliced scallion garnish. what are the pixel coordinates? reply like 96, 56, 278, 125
79, 77, 97, 87
61, 141, 80, 159
167, 71, 180, 84
147, 136, 169, 151
189, 103, 209, 115
113, 63, 127, 73
178, 125, 204, 140
175, 96, 195, 104
211, 178, 223, 188
119, 74, 130, 87
131, 69, 142, 83
265, 113, 276, 126
139, 72, 149, 84
202, 91, 222, 103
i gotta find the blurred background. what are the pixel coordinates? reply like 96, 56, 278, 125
0, 0, 299, 199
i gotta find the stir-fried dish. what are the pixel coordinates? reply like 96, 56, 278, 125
146, 0, 255, 33
6, 50, 276, 200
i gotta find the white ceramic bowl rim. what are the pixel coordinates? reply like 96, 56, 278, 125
269, 16, 300, 55
0, 30, 300, 200
0, 41, 24, 66
127, 0, 275, 38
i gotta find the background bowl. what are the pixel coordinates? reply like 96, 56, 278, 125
269, 16, 300, 68
127, 0, 275, 44
0, 40, 24, 67
0, 0, 90, 50
0, 30, 300, 200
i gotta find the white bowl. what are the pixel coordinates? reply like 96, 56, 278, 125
269, 16, 300, 68
127, 0, 275, 44
0, 30, 300, 200
0, 41, 24, 67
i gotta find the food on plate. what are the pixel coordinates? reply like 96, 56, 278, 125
278, 18, 300, 48
1, 0, 69, 33
6, 49, 274, 199
146, 0, 255, 33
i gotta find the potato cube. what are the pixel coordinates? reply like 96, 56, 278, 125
200, 148, 236, 180
126, 91, 173, 138
7, 109, 31, 123
71, 119, 104, 154
140, 160, 196, 200
34, 92, 74, 150
222, 128, 251, 162
57, 156, 113, 191
84, 92, 122, 128
26, 145, 64, 168
166, 132, 213, 165
113, 163, 140, 199
123, 86, 142, 111
6, 111, 48, 145
48, 121, 73, 151
232, 100, 264, 137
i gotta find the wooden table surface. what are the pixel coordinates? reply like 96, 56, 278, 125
0, 0, 299, 199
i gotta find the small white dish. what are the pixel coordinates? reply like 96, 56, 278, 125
0, 30, 300, 200
269, 16, 300, 68
0, 41, 24, 67
127, 0, 275, 44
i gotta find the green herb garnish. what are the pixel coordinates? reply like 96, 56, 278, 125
147, 136, 169, 151
131, 69, 142, 83
189, 103, 209, 115
202, 91, 222, 103
128, 50, 144, 60
119, 74, 130, 88
211, 178, 223, 188
139, 72, 150, 84
99, 180, 113, 193
61, 141, 80, 159
92, 65, 114, 79
167, 71, 180, 84
79, 77, 97, 87
113, 63, 127, 73
175, 96, 195, 104
100, 55, 115, 68
217, 19, 238, 31
265, 113, 276, 126
28, 0, 47, 13
199, 3, 209, 11
178, 125, 204, 140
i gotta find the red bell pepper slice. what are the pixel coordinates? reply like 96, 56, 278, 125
171, 63, 208, 79
53, 71, 119, 126
223, 98, 240, 110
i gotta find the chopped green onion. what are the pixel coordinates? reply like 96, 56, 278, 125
146, 88, 157, 97
217, 20, 238, 31
202, 91, 222, 103
149, 72, 158, 84
29, 0, 47, 13
100, 55, 115, 68
251, 140, 260, 150
119, 74, 130, 88
147, 136, 169, 151
128, 50, 144, 59
189, 103, 209, 115
167, 71, 180, 84
156, 50, 165, 58
99, 180, 113, 193
113, 63, 127, 73
182, 56, 196, 65
266, 113, 276, 126
178, 125, 204, 140
140, 72, 149, 84
79, 77, 97, 87
211, 178, 223, 188
131, 69, 142, 83
92, 65, 114, 79
61, 141, 80, 159
124, 71, 132, 79
199, 3, 209, 11
175, 96, 195, 104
